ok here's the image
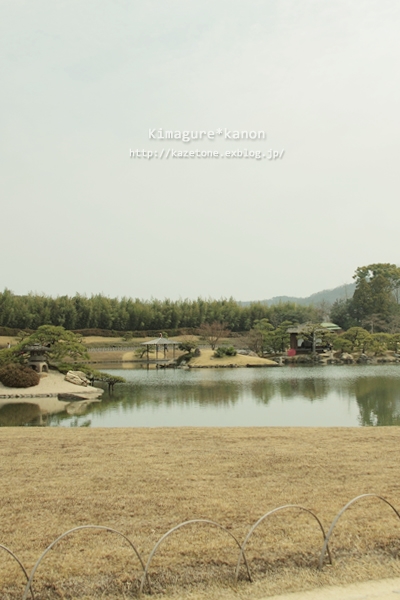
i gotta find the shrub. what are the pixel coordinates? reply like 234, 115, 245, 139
214, 345, 237, 358
0, 348, 21, 368
0, 364, 40, 388
225, 346, 237, 356
122, 331, 134, 341
178, 341, 198, 354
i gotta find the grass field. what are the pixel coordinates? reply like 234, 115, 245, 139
2, 427, 400, 599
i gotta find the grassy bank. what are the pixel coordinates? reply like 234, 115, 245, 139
2, 428, 400, 599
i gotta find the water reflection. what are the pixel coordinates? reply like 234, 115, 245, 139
2, 365, 400, 427
0, 396, 99, 427
353, 377, 400, 426
0, 403, 41, 426
249, 377, 327, 404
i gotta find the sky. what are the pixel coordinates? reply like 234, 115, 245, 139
1, 1, 400, 302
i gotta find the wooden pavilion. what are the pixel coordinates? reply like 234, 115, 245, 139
141, 335, 180, 363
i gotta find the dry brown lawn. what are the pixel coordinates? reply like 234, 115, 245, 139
82, 336, 127, 346
87, 350, 128, 363
2, 428, 400, 600
0, 336, 18, 348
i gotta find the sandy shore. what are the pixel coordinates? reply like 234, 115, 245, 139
0, 370, 104, 399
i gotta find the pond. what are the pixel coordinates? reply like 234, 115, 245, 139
1, 364, 400, 427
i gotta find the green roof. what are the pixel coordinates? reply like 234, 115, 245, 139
320, 322, 341, 330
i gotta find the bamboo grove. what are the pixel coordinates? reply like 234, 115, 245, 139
0, 290, 322, 334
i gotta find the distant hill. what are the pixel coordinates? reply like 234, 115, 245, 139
241, 283, 356, 307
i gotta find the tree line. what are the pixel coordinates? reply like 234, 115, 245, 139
1, 263, 399, 335
0, 290, 324, 333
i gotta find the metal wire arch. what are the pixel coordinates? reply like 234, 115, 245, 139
22, 525, 149, 600
139, 518, 252, 595
318, 494, 400, 570
235, 504, 332, 582
0, 544, 34, 600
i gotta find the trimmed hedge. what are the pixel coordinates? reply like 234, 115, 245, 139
0, 364, 40, 388
72, 328, 195, 338
0, 327, 33, 336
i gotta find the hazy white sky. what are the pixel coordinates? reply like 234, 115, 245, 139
1, 1, 399, 301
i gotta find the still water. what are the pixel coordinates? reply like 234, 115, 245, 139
2, 365, 400, 427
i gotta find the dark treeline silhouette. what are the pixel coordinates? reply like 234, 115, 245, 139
0, 289, 322, 333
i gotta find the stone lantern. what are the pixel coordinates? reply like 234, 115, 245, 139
25, 343, 49, 373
